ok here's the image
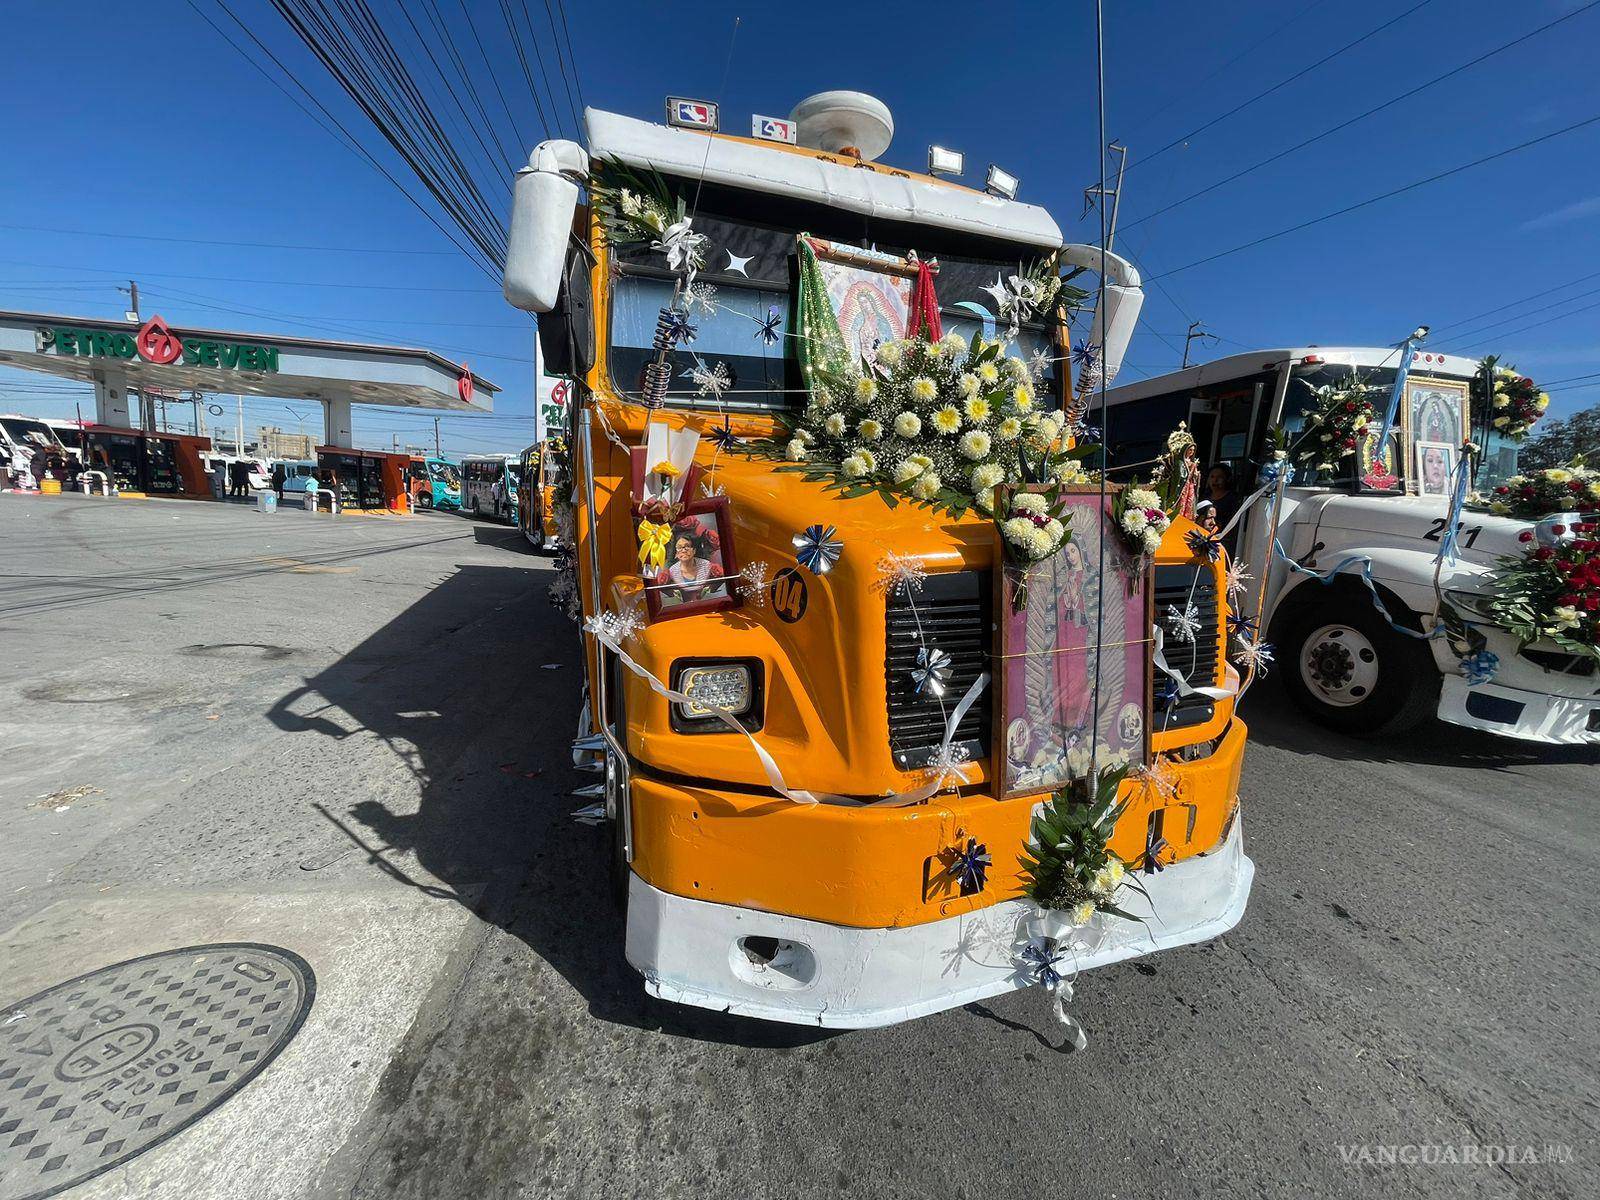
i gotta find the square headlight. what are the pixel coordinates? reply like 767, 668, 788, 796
670, 659, 763, 733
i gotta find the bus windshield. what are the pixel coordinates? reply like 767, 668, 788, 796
607, 200, 1063, 412
1, 417, 60, 449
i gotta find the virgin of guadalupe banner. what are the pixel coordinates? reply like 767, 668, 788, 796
997, 489, 1151, 798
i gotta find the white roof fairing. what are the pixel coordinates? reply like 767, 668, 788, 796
585, 108, 1063, 251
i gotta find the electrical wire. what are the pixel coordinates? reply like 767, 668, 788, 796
1121, 0, 1600, 231
1129, 0, 1436, 174
1146, 112, 1600, 281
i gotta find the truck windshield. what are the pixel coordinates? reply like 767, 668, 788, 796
607, 197, 1063, 412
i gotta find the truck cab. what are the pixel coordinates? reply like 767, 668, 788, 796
502, 94, 1253, 1027
1102, 347, 1600, 744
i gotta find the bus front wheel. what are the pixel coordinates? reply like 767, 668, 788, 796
1280, 597, 1439, 736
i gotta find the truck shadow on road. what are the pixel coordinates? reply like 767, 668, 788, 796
1240, 676, 1600, 769
265, 561, 830, 1050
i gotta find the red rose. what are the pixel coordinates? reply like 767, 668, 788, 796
1522, 486, 1535, 497
1519, 377, 1533, 389
1552, 524, 1567, 535
1536, 548, 1554, 560
1572, 480, 1586, 492
1585, 596, 1600, 611
1344, 401, 1357, 412
1518, 530, 1535, 542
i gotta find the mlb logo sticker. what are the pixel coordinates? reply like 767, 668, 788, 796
753, 115, 796, 144
667, 97, 719, 131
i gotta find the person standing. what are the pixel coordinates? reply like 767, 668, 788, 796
1206, 464, 1241, 530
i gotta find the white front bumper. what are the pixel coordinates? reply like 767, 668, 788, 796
1439, 675, 1600, 744
625, 820, 1254, 1028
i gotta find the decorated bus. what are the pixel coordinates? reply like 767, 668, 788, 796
1101, 346, 1597, 744
502, 92, 1256, 1035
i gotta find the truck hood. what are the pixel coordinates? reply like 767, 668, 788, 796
1304, 491, 1532, 589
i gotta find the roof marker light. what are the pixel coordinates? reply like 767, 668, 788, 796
985, 164, 1019, 199
928, 145, 964, 177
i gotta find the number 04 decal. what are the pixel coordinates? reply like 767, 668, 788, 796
769, 567, 808, 623
1422, 517, 1482, 548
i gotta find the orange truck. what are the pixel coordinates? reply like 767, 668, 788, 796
502, 92, 1252, 1028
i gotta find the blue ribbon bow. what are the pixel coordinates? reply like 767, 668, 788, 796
945, 838, 991, 893
1186, 528, 1224, 562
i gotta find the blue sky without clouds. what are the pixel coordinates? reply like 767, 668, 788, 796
3, 0, 1599, 455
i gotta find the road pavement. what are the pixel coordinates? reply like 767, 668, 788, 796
1, 491, 1594, 1200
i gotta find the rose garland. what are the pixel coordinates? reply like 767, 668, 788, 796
1471, 356, 1549, 442
1489, 522, 1600, 661
1474, 456, 1600, 519
1289, 375, 1378, 473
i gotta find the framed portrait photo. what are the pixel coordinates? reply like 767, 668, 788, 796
1403, 377, 1467, 490
640, 495, 742, 622
1414, 440, 1457, 498
993, 486, 1152, 800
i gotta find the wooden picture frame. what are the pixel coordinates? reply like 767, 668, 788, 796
992, 485, 1153, 800
639, 494, 742, 623
1401, 376, 1468, 494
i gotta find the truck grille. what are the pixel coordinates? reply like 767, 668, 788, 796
884, 571, 992, 770
1154, 564, 1222, 730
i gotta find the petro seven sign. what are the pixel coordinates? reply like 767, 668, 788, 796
35, 315, 281, 373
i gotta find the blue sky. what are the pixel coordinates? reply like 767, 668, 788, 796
3, 0, 1599, 455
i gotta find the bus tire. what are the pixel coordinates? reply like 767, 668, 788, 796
416, 491, 433, 511
1279, 596, 1440, 737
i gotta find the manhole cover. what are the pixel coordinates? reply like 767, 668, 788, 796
0, 944, 314, 1200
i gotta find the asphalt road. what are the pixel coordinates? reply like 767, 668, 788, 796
1, 491, 1594, 1200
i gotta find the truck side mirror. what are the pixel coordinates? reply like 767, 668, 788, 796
504, 139, 590, 313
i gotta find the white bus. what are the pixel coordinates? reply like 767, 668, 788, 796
1100, 347, 1597, 745
459, 453, 521, 522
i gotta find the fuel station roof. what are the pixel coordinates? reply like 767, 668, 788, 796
0, 310, 498, 412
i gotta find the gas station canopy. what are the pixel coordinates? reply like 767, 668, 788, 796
0, 309, 498, 445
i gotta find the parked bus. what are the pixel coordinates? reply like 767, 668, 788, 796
1101, 347, 1598, 744
516, 439, 564, 550
406, 455, 461, 511
500, 92, 1253, 1028
460, 453, 520, 522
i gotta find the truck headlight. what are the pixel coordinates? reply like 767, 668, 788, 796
1444, 589, 1496, 620
670, 659, 763, 732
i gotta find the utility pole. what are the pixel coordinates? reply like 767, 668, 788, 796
433, 416, 441, 456
1081, 142, 1130, 251
236, 395, 245, 457
1182, 321, 1217, 369
119, 281, 141, 323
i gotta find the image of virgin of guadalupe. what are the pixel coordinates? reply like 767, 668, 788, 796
654, 520, 722, 605
1410, 385, 1463, 447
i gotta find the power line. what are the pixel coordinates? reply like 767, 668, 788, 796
1130, 0, 1436, 174
1426, 268, 1600, 337
536, 0, 583, 133
551, 0, 587, 115
1147, 112, 1600, 281
187, 0, 501, 283
1121, 0, 1331, 141
0, 222, 457, 256
0, 256, 499, 293
1436, 294, 1600, 354
1121, 0, 1600, 231
1429, 283, 1600, 350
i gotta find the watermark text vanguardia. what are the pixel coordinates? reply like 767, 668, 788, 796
1337, 1143, 1574, 1167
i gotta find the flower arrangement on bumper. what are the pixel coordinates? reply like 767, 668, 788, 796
1474, 457, 1600, 519
754, 331, 1095, 567
1488, 522, 1600, 661
1020, 764, 1146, 926
1110, 484, 1170, 562
1471, 356, 1548, 441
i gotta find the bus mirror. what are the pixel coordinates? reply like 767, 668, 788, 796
505, 139, 589, 313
